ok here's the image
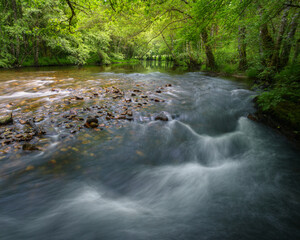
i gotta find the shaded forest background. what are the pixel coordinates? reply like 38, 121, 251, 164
1, 0, 300, 137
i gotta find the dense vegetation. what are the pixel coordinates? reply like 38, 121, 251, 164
1, 0, 299, 138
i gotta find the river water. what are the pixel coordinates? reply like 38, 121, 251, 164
0, 63, 299, 240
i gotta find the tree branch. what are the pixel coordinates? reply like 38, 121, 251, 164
65, 0, 76, 32
284, 4, 300, 8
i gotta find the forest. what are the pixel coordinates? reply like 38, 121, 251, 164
0, 0, 299, 136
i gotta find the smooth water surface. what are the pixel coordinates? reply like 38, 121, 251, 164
0, 63, 299, 240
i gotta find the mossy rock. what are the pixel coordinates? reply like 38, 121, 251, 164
0, 113, 13, 125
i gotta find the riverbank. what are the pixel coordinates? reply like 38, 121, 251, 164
202, 67, 300, 148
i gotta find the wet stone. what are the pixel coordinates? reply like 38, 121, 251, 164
116, 115, 126, 120
75, 96, 84, 100
2, 139, 12, 145
89, 122, 99, 128
15, 134, 23, 138
34, 117, 44, 123
19, 120, 27, 124
0, 113, 13, 126
85, 117, 99, 128
113, 95, 122, 99
22, 143, 40, 151
65, 123, 73, 129
155, 112, 169, 121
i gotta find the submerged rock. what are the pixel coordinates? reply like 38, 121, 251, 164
0, 113, 13, 125
26, 119, 45, 136
155, 112, 169, 121
22, 143, 40, 151
85, 116, 99, 128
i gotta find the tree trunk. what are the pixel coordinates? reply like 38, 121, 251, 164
201, 29, 216, 70
292, 38, 300, 65
280, 11, 299, 68
161, 33, 177, 64
260, 22, 274, 67
11, 0, 20, 62
34, 37, 39, 66
270, 7, 289, 70
238, 25, 247, 71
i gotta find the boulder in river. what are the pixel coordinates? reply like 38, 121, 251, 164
0, 113, 13, 125
155, 112, 169, 121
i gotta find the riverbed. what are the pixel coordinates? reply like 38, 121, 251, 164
0, 63, 299, 240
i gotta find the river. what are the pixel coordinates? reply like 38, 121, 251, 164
0, 63, 299, 240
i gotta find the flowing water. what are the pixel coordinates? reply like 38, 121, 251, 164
0, 63, 299, 240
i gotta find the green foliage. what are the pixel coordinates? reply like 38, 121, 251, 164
23, 57, 72, 67
221, 64, 238, 75
0, 52, 15, 68
257, 63, 300, 112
